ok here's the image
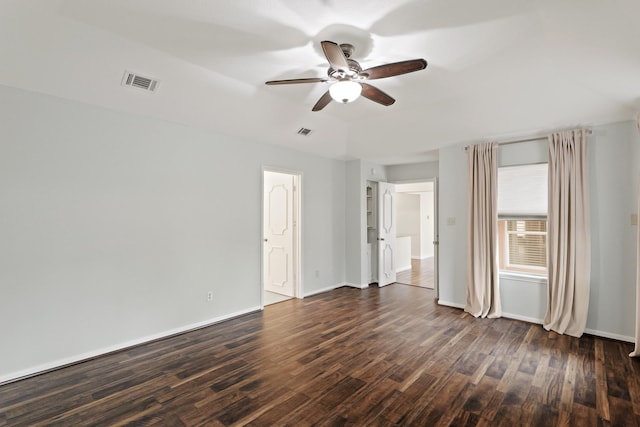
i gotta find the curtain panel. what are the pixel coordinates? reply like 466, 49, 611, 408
631, 115, 640, 357
631, 188, 640, 356
544, 129, 590, 337
466, 142, 501, 318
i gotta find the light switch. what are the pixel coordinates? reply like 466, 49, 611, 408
632, 214, 638, 226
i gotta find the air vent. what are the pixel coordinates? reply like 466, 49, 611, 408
122, 71, 159, 92
297, 127, 312, 136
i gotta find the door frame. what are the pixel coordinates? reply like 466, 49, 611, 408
261, 166, 303, 308
390, 177, 439, 297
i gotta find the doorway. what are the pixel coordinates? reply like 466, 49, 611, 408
393, 179, 438, 292
262, 169, 301, 307
366, 180, 398, 287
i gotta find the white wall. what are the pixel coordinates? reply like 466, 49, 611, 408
0, 84, 346, 382
396, 236, 412, 272
438, 146, 468, 307
588, 121, 638, 339
362, 161, 388, 183
420, 192, 435, 258
345, 160, 362, 286
438, 121, 640, 341
396, 191, 435, 260
397, 193, 421, 257
387, 161, 439, 182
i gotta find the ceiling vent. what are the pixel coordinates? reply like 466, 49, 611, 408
122, 71, 159, 92
297, 127, 312, 136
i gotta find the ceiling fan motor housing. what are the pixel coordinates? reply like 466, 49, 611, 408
325, 43, 363, 79
328, 59, 362, 79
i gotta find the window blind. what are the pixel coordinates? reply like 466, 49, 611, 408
505, 220, 547, 269
497, 163, 548, 217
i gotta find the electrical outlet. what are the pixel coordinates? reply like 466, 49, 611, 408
207, 291, 213, 301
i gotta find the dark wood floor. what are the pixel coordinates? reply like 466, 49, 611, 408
396, 257, 434, 289
1, 285, 639, 426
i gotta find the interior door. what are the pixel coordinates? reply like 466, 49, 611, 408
263, 171, 295, 297
433, 177, 440, 298
377, 182, 397, 287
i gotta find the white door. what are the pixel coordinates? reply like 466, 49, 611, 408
378, 182, 397, 287
433, 177, 440, 298
263, 171, 296, 297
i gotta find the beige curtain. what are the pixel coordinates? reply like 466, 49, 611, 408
631, 116, 640, 357
466, 142, 501, 318
544, 129, 590, 337
631, 185, 640, 356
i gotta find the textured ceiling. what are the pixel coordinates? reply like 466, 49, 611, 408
1, 0, 639, 164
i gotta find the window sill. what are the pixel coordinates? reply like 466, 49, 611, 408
499, 271, 547, 285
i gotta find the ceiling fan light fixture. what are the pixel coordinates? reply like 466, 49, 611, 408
265, 40, 427, 111
329, 80, 362, 103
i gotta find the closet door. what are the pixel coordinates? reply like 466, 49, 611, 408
377, 182, 396, 287
263, 171, 295, 297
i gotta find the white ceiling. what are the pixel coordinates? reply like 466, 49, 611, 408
2, 0, 639, 165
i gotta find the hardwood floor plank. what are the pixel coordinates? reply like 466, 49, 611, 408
478, 387, 506, 422
609, 396, 639, 427
595, 339, 613, 422
570, 402, 599, 426
461, 376, 500, 414
455, 351, 489, 377
404, 372, 471, 425
629, 356, 640, 416
244, 392, 310, 426
395, 257, 434, 289
531, 354, 552, 387
559, 354, 578, 412
574, 358, 597, 409
1, 284, 639, 426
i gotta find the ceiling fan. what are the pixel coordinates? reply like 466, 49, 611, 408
265, 41, 427, 111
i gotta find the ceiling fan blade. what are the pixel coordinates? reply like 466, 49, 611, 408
312, 91, 333, 111
265, 77, 328, 85
361, 59, 427, 80
361, 83, 395, 106
321, 41, 349, 72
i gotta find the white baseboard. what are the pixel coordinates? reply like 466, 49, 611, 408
500, 314, 634, 342
343, 282, 370, 290
0, 307, 260, 386
304, 283, 345, 297
584, 328, 634, 343
412, 255, 434, 260
396, 265, 412, 273
435, 302, 635, 343
502, 312, 543, 325
437, 300, 465, 309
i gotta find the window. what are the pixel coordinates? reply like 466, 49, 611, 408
498, 219, 547, 274
497, 163, 548, 276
